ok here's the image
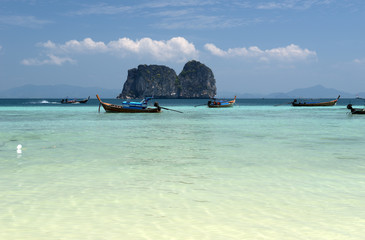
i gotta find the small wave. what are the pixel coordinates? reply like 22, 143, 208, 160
28, 100, 60, 104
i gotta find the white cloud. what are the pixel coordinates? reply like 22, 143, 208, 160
72, 1, 215, 16
153, 14, 262, 29
41, 37, 198, 62
70, 2, 261, 30
256, 0, 333, 10
41, 38, 108, 53
204, 43, 317, 62
25, 37, 317, 66
21, 54, 76, 66
108, 37, 198, 61
142, 0, 215, 8
204, 43, 227, 57
353, 58, 365, 64
70, 3, 132, 15
0, 15, 51, 28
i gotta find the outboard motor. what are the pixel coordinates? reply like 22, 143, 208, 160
154, 102, 161, 111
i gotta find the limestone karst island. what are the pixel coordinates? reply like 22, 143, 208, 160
118, 60, 217, 99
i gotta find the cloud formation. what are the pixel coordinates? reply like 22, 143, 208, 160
72, 1, 215, 16
70, 3, 132, 15
0, 15, 51, 28
40, 37, 199, 62
241, 0, 333, 10
69, 1, 262, 30
68, 1, 335, 30
353, 58, 365, 65
21, 54, 76, 66
204, 43, 317, 62
22, 36, 316, 66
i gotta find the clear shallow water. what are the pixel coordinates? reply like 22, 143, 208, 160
0, 98, 364, 240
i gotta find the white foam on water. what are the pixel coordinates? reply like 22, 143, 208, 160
28, 100, 60, 104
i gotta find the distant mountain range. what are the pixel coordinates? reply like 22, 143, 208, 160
220, 85, 362, 98
0, 84, 120, 98
0, 84, 362, 98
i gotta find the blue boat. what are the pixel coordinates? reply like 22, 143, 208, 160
97, 95, 161, 113
122, 97, 153, 109
208, 96, 236, 108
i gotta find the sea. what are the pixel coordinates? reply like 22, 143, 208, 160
0, 98, 364, 240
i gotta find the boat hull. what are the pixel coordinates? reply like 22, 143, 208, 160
208, 96, 236, 108
96, 95, 161, 113
347, 104, 365, 114
61, 96, 90, 104
101, 103, 161, 113
351, 109, 365, 114
291, 96, 340, 107
208, 102, 235, 108
291, 102, 337, 107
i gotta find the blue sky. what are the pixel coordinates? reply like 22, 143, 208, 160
0, 0, 364, 95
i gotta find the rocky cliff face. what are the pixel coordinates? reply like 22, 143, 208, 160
177, 60, 216, 98
119, 65, 178, 99
118, 60, 216, 99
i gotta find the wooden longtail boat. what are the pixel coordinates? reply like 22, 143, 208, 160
347, 104, 365, 114
96, 94, 161, 113
291, 95, 340, 107
208, 96, 236, 108
61, 96, 90, 104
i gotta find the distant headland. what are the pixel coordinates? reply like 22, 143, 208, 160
118, 60, 217, 99
0, 81, 362, 99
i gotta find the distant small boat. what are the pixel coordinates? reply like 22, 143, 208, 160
208, 96, 236, 108
61, 96, 90, 104
291, 95, 340, 107
96, 94, 161, 113
347, 104, 365, 114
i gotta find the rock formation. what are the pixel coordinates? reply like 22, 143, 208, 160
177, 60, 216, 98
118, 60, 216, 99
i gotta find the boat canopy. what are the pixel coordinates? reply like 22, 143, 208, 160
122, 97, 153, 109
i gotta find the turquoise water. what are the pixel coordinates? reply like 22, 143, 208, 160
0, 99, 364, 240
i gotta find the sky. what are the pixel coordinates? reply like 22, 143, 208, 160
0, 0, 364, 95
